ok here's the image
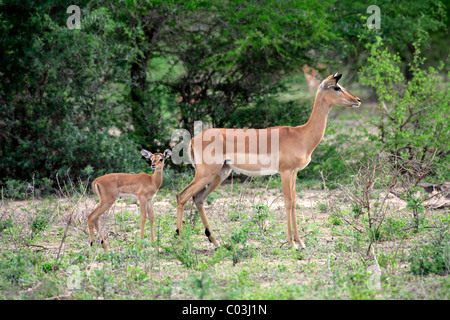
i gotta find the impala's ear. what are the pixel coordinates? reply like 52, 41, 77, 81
140, 149, 153, 159
163, 149, 172, 159
333, 72, 342, 83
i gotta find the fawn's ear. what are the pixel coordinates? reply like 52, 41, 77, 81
140, 149, 153, 159
163, 149, 172, 159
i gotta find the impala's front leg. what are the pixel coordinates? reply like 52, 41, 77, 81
147, 199, 155, 242
175, 194, 186, 237
280, 171, 296, 250
290, 172, 306, 250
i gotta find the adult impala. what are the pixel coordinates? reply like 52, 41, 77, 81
176, 73, 361, 250
88, 149, 172, 250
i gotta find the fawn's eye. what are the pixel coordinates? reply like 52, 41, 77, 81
159, 158, 163, 162
334, 86, 341, 91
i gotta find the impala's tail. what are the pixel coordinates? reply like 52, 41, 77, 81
91, 179, 102, 198
187, 140, 196, 168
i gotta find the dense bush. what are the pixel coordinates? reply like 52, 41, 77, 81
409, 230, 450, 276
0, 0, 447, 195
360, 40, 449, 182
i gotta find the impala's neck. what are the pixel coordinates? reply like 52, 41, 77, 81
151, 168, 164, 188
301, 91, 332, 153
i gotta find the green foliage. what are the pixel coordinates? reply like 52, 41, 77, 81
3, 179, 29, 199
1, 187, 450, 300
170, 225, 199, 269
0, 218, 13, 232
0, 0, 149, 190
205, 191, 219, 206
163, 0, 334, 131
409, 230, 450, 276
251, 203, 270, 229
1, 0, 448, 196
327, 214, 343, 227
30, 214, 50, 236
302, 121, 358, 182
189, 272, 215, 300
317, 202, 329, 214
0, 251, 36, 288
330, 0, 446, 78
401, 187, 427, 232
360, 41, 449, 181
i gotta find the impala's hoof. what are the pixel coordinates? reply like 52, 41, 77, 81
293, 242, 306, 252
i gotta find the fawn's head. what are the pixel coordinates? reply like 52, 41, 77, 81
141, 149, 172, 171
318, 73, 361, 108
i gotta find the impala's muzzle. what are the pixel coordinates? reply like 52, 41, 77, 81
352, 98, 362, 108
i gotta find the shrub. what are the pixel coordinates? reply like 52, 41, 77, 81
0, 251, 36, 288
170, 225, 199, 269
0, 218, 13, 232
30, 214, 50, 235
409, 231, 449, 276
360, 40, 449, 182
3, 179, 30, 199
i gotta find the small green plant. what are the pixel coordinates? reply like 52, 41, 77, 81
377, 216, 409, 241
90, 267, 116, 298
351, 204, 364, 218
4, 179, 29, 199
41, 262, 54, 273
189, 272, 215, 299
409, 231, 449, 276
327, 213, 342, 226
206, 191, 220, 205
31, 214, 49, 235
251, 203, 270, 231
171, 225, 199, 269
317, 202, 329, 213
228, 209, 241, 222
402, 187, 426, 232
0, 218, 13, 232
0, 251, 36, 287
231, 225, 251, 246
330, 151, 395, 256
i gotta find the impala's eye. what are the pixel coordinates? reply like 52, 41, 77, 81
159, 158, 163, 162
334, 86, 341, 91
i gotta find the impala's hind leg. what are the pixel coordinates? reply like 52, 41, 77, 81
193, 163, 232, 246
175, 165, 223, 239
88, 201, 114, 250
88, 184, 116, 250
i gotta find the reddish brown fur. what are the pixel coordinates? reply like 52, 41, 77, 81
88, 149, 171, 250
175, 74, 360, 250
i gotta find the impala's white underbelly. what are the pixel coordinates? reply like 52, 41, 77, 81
230, 165, 278, 177
118, 193, 137, 198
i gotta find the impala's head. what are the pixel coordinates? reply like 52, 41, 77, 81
140, 149, 172, 170
318, 73, 361, 108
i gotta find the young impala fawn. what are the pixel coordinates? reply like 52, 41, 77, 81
87, 149, 172, 250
